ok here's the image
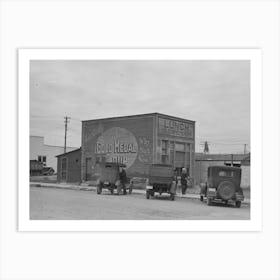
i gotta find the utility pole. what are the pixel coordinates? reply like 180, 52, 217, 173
64, 116, 70, 153
244, 144, 247, 154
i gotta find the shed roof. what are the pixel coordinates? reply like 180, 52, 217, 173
56, 148, 81, 158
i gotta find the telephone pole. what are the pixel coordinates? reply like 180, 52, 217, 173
64, 116, 70, 153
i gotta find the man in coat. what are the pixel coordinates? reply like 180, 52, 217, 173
119, 166, 127, 195
181, 167, 188, 195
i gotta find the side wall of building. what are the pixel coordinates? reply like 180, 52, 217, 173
81, 115, 155, 181
57, 150, 81, 183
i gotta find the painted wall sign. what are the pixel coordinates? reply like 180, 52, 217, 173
95, 127, 138, 168
158, 117, 194, 139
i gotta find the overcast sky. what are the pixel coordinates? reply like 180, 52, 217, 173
30, 60, 250, 154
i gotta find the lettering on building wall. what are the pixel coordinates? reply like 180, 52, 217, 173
95, 127, 138, 168
138, 137, 152, 163
158, 117, 194, 138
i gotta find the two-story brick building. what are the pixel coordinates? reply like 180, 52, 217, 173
81, 113, 195, 182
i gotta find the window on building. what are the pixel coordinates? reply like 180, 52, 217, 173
161, 140, 169, 164
175, 142, 185, 152
161, 155, 169, 164
38, 155, 47, 166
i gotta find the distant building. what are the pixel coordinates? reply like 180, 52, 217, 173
30, 136, 78, 172
56, 148, 81, 183
194, 153, 250, 187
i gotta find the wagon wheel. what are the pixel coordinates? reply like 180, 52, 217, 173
97, 184, 102, 195
146, 191, 150, 199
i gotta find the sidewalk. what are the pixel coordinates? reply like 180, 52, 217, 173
30, 181, 250, 204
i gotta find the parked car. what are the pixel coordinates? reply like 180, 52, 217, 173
94, 162, 132, 195
146, 164, 177, 201
200, 166, 244, 207
42, 167, 55, 176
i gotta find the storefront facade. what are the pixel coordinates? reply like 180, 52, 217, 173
81, 113, 195, 181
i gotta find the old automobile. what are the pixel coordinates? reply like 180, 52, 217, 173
95, 162, 132, 195
146, 164, 177, 201
200, 165, 244, 207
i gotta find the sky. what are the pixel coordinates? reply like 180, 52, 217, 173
30, 60, 250, 154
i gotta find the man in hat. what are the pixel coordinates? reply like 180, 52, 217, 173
119, 166, 127, 195
181, 167, 188, 195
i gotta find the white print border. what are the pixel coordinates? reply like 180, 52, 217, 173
18, 48, 262, 232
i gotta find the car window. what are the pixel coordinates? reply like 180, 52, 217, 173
218, 170, 234, 177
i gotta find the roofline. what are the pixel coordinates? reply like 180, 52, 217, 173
56, 147, 81, 158
44, 144, 78, 149
30, 135, 44, 138
82, 112, 195, 124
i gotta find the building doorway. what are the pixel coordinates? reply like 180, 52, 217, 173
61, 157, 67, 181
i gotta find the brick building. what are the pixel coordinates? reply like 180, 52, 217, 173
81, 113, 195, 182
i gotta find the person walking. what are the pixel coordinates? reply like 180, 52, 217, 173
119, 166, 127, 195
181, 167, 188, 195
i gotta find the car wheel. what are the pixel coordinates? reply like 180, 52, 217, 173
217, 181, 235, 200
200, 195, 204, 202
207, 198, 212, 206
235, 201, 241, 208
146, 191, 150, 199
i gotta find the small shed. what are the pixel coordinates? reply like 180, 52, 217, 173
56, 148, 81, 183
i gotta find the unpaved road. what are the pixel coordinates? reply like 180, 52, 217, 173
30, 186, 250, 220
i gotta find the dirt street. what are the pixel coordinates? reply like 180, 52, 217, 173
30, 186, 250, 220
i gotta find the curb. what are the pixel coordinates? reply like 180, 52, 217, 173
30, 182, 250, 205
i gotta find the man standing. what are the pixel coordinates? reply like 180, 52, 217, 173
181, 167, 188, 195
119, 166, 127, 195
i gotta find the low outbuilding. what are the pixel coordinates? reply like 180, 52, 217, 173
56, 148, 81, 183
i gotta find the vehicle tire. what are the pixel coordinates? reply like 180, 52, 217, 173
170, 194, 175, 201
146, 191, 150, 199
97, 184, 102, 195
235, 201, 241, 208
217, 181, 235, 200
207, 197, 212, 206
200, 195, 203, 202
